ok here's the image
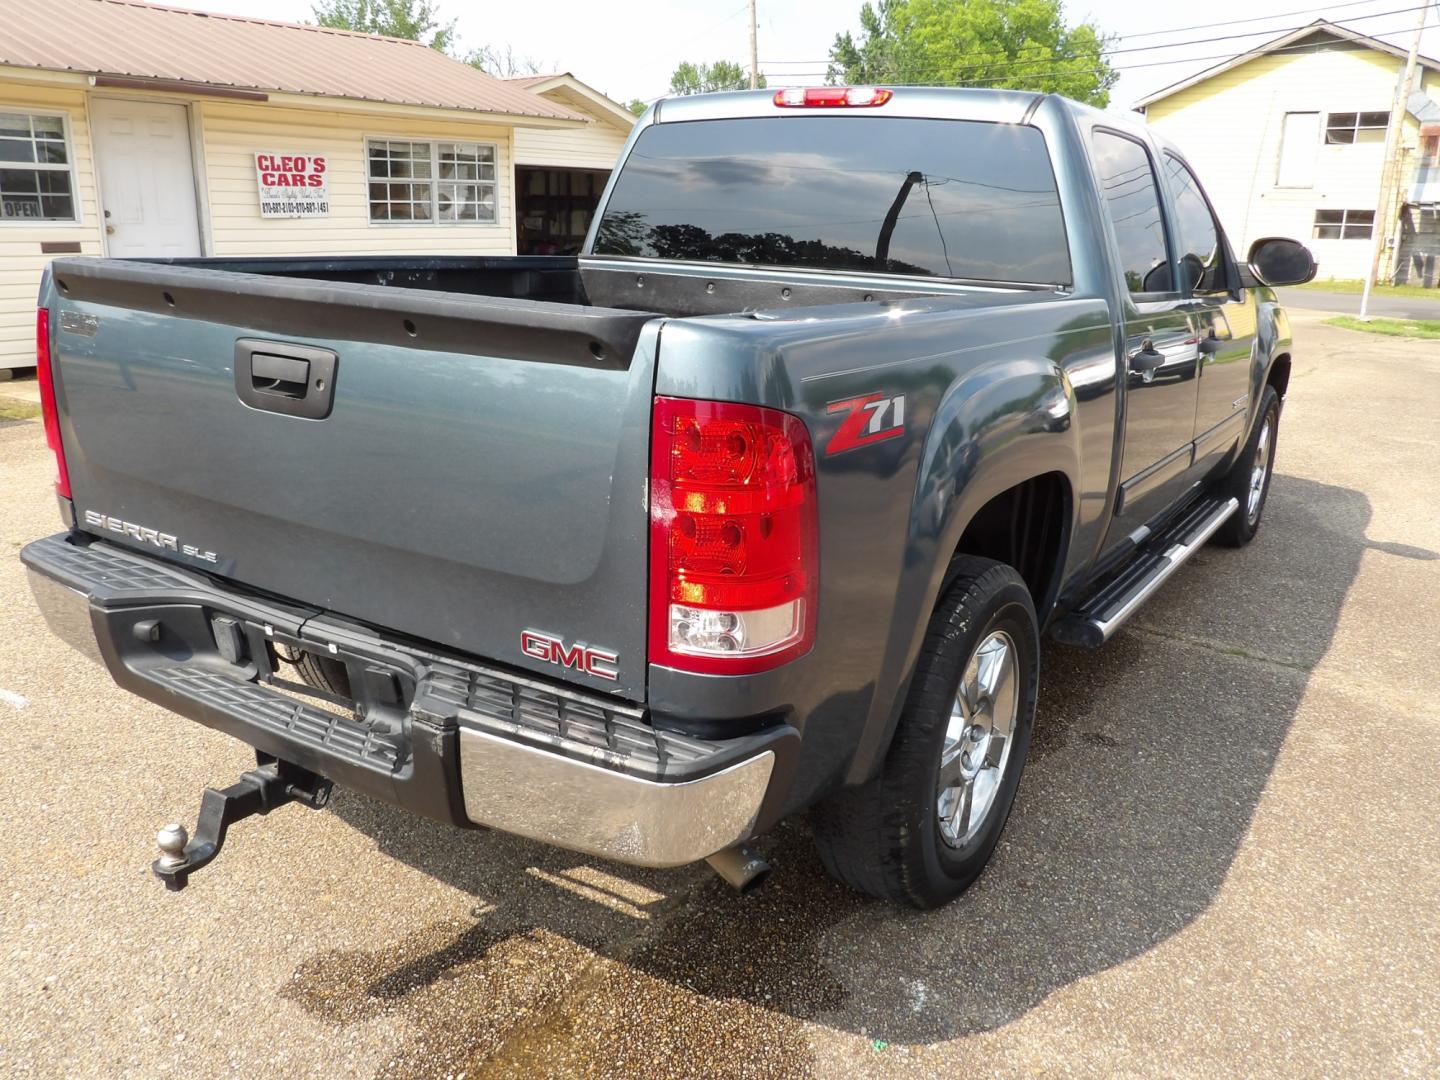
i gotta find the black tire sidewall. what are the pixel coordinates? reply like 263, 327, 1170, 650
898, 572, 1040, 905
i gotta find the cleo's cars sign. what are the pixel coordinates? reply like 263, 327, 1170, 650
255, 153, 329, 217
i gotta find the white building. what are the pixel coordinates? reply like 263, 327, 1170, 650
1138, 20, 1440, 285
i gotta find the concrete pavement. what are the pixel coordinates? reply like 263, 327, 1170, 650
0, 313, 1436, 1078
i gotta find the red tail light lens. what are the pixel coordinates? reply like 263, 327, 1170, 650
773, 86, 893, 108
35, 308, 70, 499
650, 396, 818, 674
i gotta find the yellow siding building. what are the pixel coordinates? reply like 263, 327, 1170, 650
1139, 21, 1440, 286
0, 0, 634, 370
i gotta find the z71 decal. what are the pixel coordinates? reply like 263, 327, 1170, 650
825, 393, 906, 455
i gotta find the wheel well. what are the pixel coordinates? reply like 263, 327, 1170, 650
952, 473, 1069, 610
1268, 353, 1291, 400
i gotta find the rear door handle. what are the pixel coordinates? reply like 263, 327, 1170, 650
234, 339, 338, 420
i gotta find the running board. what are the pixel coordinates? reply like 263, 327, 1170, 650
1051, 496, 1239, 648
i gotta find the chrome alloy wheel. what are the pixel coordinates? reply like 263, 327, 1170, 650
937, 629, 1019, 848
1248, 414, 1273, 524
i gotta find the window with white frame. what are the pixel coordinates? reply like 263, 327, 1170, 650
1312, 209, 1374, 240
0, 111, 78, 222
367, 138, 496, 223
1324, 111, 1389, 145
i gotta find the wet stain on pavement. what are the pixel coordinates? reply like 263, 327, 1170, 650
283, 826, 867, 1079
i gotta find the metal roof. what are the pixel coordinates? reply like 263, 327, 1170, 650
0, 0, 585, 121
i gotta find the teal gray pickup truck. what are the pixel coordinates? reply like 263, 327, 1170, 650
21, 87, 1315, 908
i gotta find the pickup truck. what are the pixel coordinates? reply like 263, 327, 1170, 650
21, 87, 1315, 908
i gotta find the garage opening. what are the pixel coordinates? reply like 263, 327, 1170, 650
516, 167, 610, 255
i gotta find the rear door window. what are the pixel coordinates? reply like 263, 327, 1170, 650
594, 116, 1071, 285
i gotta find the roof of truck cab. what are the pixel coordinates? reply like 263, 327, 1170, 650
0, 0, 586, 122
652, 86, 1046, 125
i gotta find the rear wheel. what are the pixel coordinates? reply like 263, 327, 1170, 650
1214, 385, 1280, 548
811, 557, 1039, 909
286, 648, 352, 699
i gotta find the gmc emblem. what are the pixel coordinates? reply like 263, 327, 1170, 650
520, 630, 619, 682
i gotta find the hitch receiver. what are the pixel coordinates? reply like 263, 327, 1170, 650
152, 756, 333, 891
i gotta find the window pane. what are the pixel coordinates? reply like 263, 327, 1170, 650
1314, 210, 1344, 224
1342, 223, 1373, 239
39, 194, 73, 219
1328, 113, 1357, 128
1356, 128, 1385, 144
1, 135, 37, 163
36, 139, 67, 164
1, 164, 73, 220
1347, 210, 1374, 224
594, 116, 1071, 283
30, 114, 63, 137
1326, 128, 1356, 145
1358, 111, 1389, 128
1313, 225, 1342, 239
0, 113, 29, 139
1091, 131, 1171, 294
1165, 155, 1225, 292
368, 141, 434, 221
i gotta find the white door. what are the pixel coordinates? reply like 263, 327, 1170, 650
90, 99, 201, 257
1276, 112, 1320, 189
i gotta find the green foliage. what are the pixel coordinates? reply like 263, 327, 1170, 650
627, 99, 649, 116
669, 60, 767, 95
828, 0, 1116, 107
1326, 316, 1440, 340
312, 0, 455, 51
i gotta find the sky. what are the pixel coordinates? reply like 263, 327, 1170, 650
164, 0, 1440, 112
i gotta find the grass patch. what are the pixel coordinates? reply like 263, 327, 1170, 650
0, 397, 41, 421
1297, 278, 1440, 301
1324, 315, 1440, 339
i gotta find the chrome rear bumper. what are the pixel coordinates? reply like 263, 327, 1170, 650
22, 532, 792, 868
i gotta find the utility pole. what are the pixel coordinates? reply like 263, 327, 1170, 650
1360, 1, 1431, 319
748, 0, 759, 90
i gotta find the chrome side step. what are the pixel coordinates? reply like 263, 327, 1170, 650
1051, 496, 1239, 648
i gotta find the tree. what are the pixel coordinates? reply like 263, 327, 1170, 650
312, 0, 456, 52
627, 99, 648, 116
465, 43, 545, 78
828, 0, 1116, 108
668, 60, 766, 95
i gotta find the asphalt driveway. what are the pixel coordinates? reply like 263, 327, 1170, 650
0, 312, 1436, 1078
1278, 286, 1440, 321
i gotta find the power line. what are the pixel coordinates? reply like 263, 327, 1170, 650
759, 1, 1434, 73
757, 21, 1428, 87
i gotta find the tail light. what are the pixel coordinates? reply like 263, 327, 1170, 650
35, 308, 70, 499
649, 396, 818, 674
773, 86, 893, 108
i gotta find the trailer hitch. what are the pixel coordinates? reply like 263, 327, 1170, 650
152, 756, 333, 891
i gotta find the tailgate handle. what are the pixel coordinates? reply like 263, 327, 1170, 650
234, 339, 338, 420
250, 352, 309, 397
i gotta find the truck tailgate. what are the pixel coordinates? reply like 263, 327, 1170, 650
45, 259, 659, 698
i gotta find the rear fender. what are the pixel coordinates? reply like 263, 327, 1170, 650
843, 357, 1080, 783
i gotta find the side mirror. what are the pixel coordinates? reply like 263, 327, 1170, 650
1247, 237, 1317, 287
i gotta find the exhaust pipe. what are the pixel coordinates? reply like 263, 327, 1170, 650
706, 844, 771, 893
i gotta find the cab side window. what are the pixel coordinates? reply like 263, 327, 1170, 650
1165, 154, 1228, 294
1090, 130, 1172, 295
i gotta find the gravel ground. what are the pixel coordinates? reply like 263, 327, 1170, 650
1, 312, 1436, 1078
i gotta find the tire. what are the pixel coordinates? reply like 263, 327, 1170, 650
811, 557, 1039, 909
1214, 384, 1280, 548
291, 649, 352, 699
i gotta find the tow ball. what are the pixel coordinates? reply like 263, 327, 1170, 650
152, 756, 333, 891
